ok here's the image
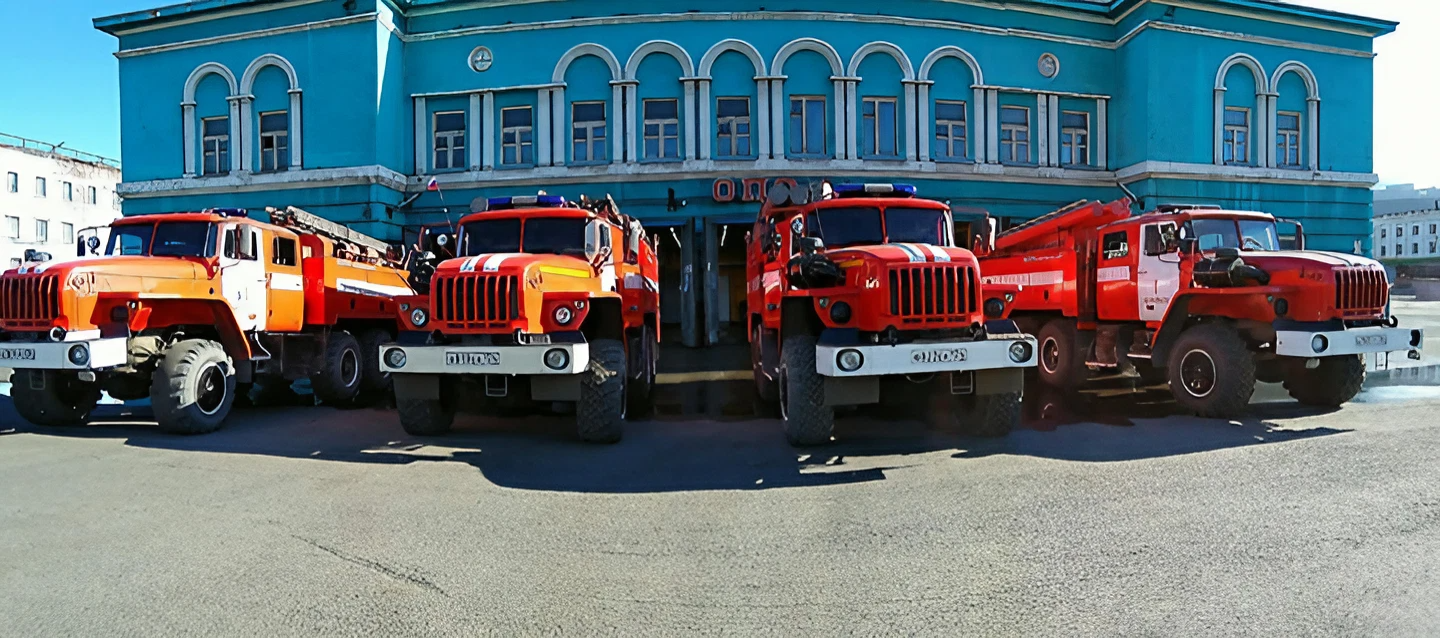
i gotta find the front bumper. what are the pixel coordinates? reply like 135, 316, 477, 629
379, 342, 590, 375
0, 336, 128, 370
1274, 326, 1423, 358
816, 335, 1038, 377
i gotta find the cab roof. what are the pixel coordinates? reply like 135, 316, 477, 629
459, 207, 593, 225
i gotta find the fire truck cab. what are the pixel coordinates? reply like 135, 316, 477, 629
980, 200, 1422, 416
747, 182, 1037, 446
380, 194, 660, 443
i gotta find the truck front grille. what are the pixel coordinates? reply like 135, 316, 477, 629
1334, 267, 1388, 316
0, 275, 60, 326
433, 274, 520, 328
888, 265, 976, 323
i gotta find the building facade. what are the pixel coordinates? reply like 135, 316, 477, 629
1373, 184, 1440, 261
1, 134, 123, 270
95, 0, 1395, 345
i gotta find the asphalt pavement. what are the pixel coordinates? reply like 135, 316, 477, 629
2, 372, 1439, 636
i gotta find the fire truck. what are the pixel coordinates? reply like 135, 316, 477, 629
0, 207, 413, 433
379, 194, 660, 443
746, 182, 1038, 446
977, 199, 1423, 417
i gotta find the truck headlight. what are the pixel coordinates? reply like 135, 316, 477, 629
984, 298, 1006, 319
1008, 341, 1032, 363
384, 348, 407, 368
1311, 335, 1328, 353
410, 308, 428, 327
544, 348, 570, 370
68, 344, 89, 366
829, 301, 852, 324
553, 305, 574, 326
836, 349, 864, 372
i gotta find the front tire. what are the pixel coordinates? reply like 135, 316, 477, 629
1166, 323, 1255, 418
11, 370, 101, 426
1037, 320, 1086, 389
311, 331, 362, 404
398, 396, 455, 436
355, 328, 393, 395
954, 391, 1021, 438
151, 339, 236, 434
779, 333, 833, 446
1283, 355, 1365, 407
578, 339, 626, 443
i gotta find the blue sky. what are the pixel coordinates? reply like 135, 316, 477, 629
0, 1, 1431, 184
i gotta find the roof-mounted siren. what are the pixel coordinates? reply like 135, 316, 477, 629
831, 183, 917, 199
483, 194, 567, 211
1154, 203, 1222, 214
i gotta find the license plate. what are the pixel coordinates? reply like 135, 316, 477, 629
912, 348, 967, 364
0, 347, 36, 361
1355, 334, 1388, 347
446, 351, 500, 367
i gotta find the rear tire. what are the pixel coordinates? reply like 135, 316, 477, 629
779, 333, 833, 446
626, 325, 656, 420
11, 370, 101, 426
1037, 320, 1085, 389
1283, 355, 1365, 407
954, 391, 1021, 438
311, 331, 362, 404
355, 328, 393, 395
578, 339, 626, 443
1166, 323, 1255, 418
398, 396, 455, 436
151, 339, 236, 434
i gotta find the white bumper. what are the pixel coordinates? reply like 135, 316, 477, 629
379, 342, 589, 375
816, 336, 1038, 377
1274, 326, 1423, 358
0, 337, 128, 370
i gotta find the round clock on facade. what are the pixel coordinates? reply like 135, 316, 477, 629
1038, 53, 1060, 78
469, 46, 493, 72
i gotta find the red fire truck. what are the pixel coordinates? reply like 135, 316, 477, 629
977, 199, 1423, 417
746, 182, 1037, 446
380, 194, 660, 443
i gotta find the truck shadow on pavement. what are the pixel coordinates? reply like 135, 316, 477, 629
1, 375, 1397, 493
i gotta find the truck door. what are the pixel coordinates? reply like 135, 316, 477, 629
220, 222, 269, 332
1096, 228, 1138, 321
1137, 221, 1181, 322
266, 232, 305, 332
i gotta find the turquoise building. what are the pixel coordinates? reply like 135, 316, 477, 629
95, 0, 1396, 345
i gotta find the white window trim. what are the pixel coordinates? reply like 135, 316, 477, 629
3, 215, 19, 239
500, 106, 534, 166
642, 98, 680, 160
1060, 110, 1090, 167
1275, 110, 1302, 169
715, 97, 751, 158
258, 110, 291, 173
61, 181, 74, 202
35, 219, 48, 244
431, 110, 466, 171
860, 96, 899, 158
934, 99, 968, 161
571, 101, 607, 164
35, 177, 46, 198
789, 95, 827, 157
999, 105, 1031, 164
202, 116, 231, 176
5, 172, 17, 193
86, 185, 98, 205
63, 222, 75, 244
1223, 106, 1251, 166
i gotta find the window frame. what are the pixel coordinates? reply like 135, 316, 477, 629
35, 219, 48, 243
3, 215, 18, 239
642, 98, 681, 161
1060, 110, 1091, 167
86, 186, 97, 205
5, 172, 16, 193
715, 97, 753, 159
571, 101, 608, 165
431, 110, 467, 172
500, 106, 535, 167
62, 181, 73, 202
201, 116, 231, 176
35, 176, 46, 197
62, 222, 75, 244
860, 96, 899, 159
1275, 110, 1302, 169
788, 95, 828, 157
999, 105, 1031, 164
272, 235, 299, 266
259, 110, 290, 173
933, 100, 968, 162
1222, 106, 1251, 166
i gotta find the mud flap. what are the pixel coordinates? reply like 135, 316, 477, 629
531, 375, 581, 402
823, 376, 878, 406
975, 368, 1024, 396
392, 373, 441, 401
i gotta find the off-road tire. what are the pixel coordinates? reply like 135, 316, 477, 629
954, 391, 1021, 438
311, 331, 362, 404
356, 328, 393, 395
626, 325, 656, 420
11, 370, 101, 426
578, 339, 626, 443
398, 396, 455, 436
1283, 355, 1365, 407
1037, 320, 1086, 389
150, 339, 236, 434
1166, 323, 1255, 419
780, 333, 833, 446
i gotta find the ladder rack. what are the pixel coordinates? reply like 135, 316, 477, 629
266, 206, 400, 266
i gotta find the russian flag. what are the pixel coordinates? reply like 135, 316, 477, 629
426, 176, 440, 192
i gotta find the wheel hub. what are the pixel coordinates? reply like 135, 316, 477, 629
196, 363, 227, 415
1179, 349, 1217, 398
1041, 336, 1060, 374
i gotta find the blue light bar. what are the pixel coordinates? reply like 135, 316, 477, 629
204, 208, 249, 217
486, 195, 567, 210
832, 183, 917, 198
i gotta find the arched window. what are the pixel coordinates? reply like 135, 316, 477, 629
771, 39, 844, 160
551, 43, 623, 167
847, 42, 914, 161
239, 54, 302, 173
1213, 54, 1268, 167
1270, 62, 1320, 171
625, 41, 695, 163
181, 62, 239, 178
917, 46, 984, 163
698, 40, 766, 161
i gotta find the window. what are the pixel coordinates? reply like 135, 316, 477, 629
789, 96, 827, 156
7, 258, 19, 269
260, 111, 290, 172
1060, 111, 1090, 166
62, 222, 74, 244
571, 102, 607, 164
3, 215, 17, 239
1414, 243, 1420, 254
1431, 224, 1437, 234
431, 111, 466, 171
933, 100, 967, 161
35, 177, 46, 197
1380, 245, 1386, 256
716, 97, 751, 158
5, 172, 15, 193
861, 97, 898, 158
35, 219, 48, 243
202, 117, 230, 175
999, 106, 1030, 163
500, 106, 534, 166
1381, 228, 1387, 238
1397, 244, 1403, 255
62, 182, 73, 202
643, 99, 680, 160
1102, 230, 1129, 259
1223, 107, 1250, 165
272, 236, 298, 266
1276, 111, 1301, 168
86, 186, 97, 205
1413, 224, 1420, 235
1398, 225, 1405, 237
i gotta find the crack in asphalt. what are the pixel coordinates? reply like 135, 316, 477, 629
292, 535, 447, 596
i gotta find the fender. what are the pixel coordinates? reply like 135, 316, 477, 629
1150, 287, 1280, 364
127, 298, 254, 361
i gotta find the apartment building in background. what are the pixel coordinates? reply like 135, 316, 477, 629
1, 134, 123, 270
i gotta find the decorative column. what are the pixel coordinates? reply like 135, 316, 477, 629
414, 96, 428, 174
622, 81, 639, 162
755, 76, 772, 160
916, 81, 932, 162
985, 89, 999, 163
768, 77, 786, 159
609, 82, 626, 164
697, 78, 712, 160
1306, 96, 1320, 170
227, 95, 244, 173
972, 86, 986, 163
1048, 95, 1060, 167
237, 95, 254, 174
1036, 93, 1049, 167
181, 101, 197, 177
288, 88, 303, 170
536, 88, 552, 166
1096, 98, 1108, 169
468, 93, 482, 171
902, 80, 919, 162
833, 77, 850, 160
1253, 92, 1269, 167
1212, 88, 1226, 165
682, 78, 699, 161
550, 86, 566, 167
482, 92, 496, 170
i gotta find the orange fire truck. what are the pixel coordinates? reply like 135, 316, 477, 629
746, 182, 1037, 446
379, 194, 660, 443
0, 207, 413, 433
977, 199, 1423, 417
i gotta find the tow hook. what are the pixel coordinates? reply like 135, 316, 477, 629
586, 360, 618, 383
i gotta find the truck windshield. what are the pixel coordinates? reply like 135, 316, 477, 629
1190, 218, 1279, 252
105, 222, 216, 257
807, 206, 948, 248
460, 217, 587, 257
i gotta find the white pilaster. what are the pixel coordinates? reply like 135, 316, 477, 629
1213, 89, 1225, 165
833, 78, 848, 159
756, 78, 771, 160
917, 83, 931, 162
697, 79, 712, 161
468, 93, 482, 171
536, 88, 552, 166
1307, 97, 1320, 170
1048, 95, 1060, 167
682, 79, 698, 161
482, 92, 495, 170
972, 87, 986, 163
1096, 98, 1108, 169
624, 83, 638, 163
227, 96, 243, 173
610, 83, 624, 164
1036, 94, 1049, 167
181, 102, 197, 177
902, 81, 918, 162
414, 96, 427, 174
771, 78, 786, 159
238, 96, 254, 173
1254, 93, 1269, 167
843, 80, 858, 160
551, 87, 565, 166
288, 89, 303, 170
985, 89, 999, 163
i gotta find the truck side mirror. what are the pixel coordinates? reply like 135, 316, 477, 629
797, 236, 824, 255
238, 226, 259, 260
584, 219, 612, 267
23, 249, 52, 263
